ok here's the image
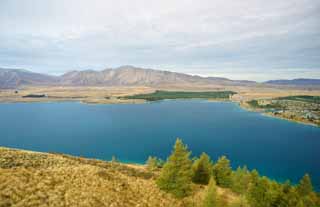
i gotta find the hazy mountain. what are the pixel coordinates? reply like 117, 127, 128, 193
2, 66, 320, 89
0, 65, 257, 88
265, 78, 320, 86
0, 68, 58, 89
59, 65, 255, 87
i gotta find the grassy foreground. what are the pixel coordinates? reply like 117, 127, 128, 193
0, 147, 239, 207
1, 140, 319, 207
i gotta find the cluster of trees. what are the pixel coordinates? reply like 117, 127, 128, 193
124, 90, 237, 101
148, 138, 320, 207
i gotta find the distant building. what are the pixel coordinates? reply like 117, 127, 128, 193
304, 112, 319, 120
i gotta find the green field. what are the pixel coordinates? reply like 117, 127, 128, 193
122, 90, 236, 101
276, 95, 320, 104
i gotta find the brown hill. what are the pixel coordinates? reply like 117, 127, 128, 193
0, 147, 240, 207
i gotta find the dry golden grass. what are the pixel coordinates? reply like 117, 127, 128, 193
0, 86, 154, 104
1, 85, 320, 104
0, 147, 241, 207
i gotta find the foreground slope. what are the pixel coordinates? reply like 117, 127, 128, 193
0, 147, 238, 207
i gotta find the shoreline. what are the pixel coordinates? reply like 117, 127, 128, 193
0, 97, 319, 128
262, 112, 319, 127
239, 102, 319, 128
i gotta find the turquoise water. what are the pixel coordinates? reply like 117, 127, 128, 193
0, 100, 319, 190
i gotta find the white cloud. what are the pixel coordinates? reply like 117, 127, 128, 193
0, 0, 319, 80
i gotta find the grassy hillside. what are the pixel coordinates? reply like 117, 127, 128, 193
1, 144, 319, 207
0, 147, 239, 207
122, 90, 236, 101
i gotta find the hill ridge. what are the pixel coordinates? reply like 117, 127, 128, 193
0, 66, 253, 88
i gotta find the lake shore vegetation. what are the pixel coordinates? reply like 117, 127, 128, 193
1, 141, 320, 206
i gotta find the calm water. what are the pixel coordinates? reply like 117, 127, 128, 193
0, 101, 319, 190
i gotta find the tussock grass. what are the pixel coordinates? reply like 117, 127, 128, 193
0, 147, 238, 207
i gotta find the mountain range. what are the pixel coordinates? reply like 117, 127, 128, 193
0, 66, 319, 89
265, 79, 320, 86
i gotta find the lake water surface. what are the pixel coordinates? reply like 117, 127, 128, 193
0, 100, 319, 189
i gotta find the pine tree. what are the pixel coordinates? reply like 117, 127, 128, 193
231, 166, 251, 194
212, 156, 232, 187
297, 174, 313, 197
192, 152, 213, 185
202, 177, 220, 207
248, 176, 275, 207
146, 156, 158, 171
274, 181, 300, 207
156, 138, 193, 198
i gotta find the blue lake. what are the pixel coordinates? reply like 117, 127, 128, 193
0, 100, 319, 190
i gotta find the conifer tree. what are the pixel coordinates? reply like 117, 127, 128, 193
212, 156, 232, 187
231, 166, 251, 194
156, 138, 193, 198
202, 177, 220, 207
146, 156, 159, 171
274, 181, 300, 207
248, 176, 275, 207
297, 174, 313, 197
192, 152, 213, 185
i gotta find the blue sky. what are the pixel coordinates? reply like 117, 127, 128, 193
0, 0, 319, 81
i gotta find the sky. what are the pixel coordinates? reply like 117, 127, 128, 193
0, 0, 319, 81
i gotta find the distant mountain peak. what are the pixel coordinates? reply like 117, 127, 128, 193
0, 67, 59, 89
265, 78, 320, 86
